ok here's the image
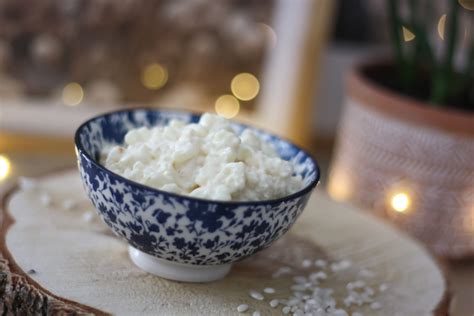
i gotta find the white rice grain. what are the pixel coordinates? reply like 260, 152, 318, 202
236, 304, 248, 313
379, 283, 388, 292
370, 302, 382, 310
249, 290, 264, 301
19, 177, 38, 190
61, 199, 77, 210
269, 299, 279, 307
39, 192, 52, 207
263, 287, 275, 294
82, 211, 95, 222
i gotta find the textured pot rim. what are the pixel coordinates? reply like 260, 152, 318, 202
347, 60, 474, 137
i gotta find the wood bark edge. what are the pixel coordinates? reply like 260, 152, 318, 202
0, 184, 108, 315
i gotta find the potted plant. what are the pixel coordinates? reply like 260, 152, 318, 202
329, 0, 474, 259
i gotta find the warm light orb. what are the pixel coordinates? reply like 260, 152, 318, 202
438, 14, 446, 40
142, 63, 168, 90
231, 73, 260, 101
328, 169, 352, 201
402, 26, 415, 42
459, 0, 474, 10
0, 155, 11, 180
62, 82, 84, 106
215, 94, 240, 118
390, 192, 410, 213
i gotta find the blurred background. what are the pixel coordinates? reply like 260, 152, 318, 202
0, 0, 473, 314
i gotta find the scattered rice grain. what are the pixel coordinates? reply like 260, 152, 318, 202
82, 211, 95, 222
331, 260, 351, 272
249, 290, 264, 301
309, 271, 327, 282
365, 287, 375, 296
269, 299, 279, 307
370, 302, 382, 310
236, 304, 248, 313
272, 266, 292, 278
246, 258, 384, 315
263, 287, 275, 294
39, 192, 52, 206
379, 283, 388, 292
302, 259, 312, 268
62, 199, 77, 210
19, 177, 38, 190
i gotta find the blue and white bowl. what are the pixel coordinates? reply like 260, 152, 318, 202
75, 108, 319, 282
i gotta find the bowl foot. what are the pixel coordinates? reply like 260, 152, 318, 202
128, 246, 232, 282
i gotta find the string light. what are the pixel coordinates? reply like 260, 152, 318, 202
327, 169, 352, 201
142, 63, 168, 90
390, 192, 411, 213
402, 26, 415, 42
215, 95, 240, 118
62, 82, 84, 106
437, 14, 446, 40
0, 155, 11, 180
230, 73, 260, 101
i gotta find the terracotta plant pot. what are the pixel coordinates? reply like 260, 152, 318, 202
329, 60, 474, 259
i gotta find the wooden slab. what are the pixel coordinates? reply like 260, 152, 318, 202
0, 170, 448, 315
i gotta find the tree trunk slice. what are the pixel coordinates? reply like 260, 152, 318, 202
0, 170, 449, 315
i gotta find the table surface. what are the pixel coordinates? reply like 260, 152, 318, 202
0, 151, 473, 315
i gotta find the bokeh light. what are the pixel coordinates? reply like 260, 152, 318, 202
142, 63, 168, 90
215, 94, 240, 118
390, 192, 411, 213
62, 82, 84, 106
328, 169, 352, 201
230, 73, 260, 101
437, 14, 446, 40
0, 155, 11, 180
459, 0, 474, 10
402, 26, 415, 42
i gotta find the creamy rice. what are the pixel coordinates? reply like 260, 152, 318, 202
101, 113, 304, 201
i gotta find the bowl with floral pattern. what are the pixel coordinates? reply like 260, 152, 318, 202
75, 108, 320, 282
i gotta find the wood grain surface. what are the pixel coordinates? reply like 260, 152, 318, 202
0, 170, 448, 315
